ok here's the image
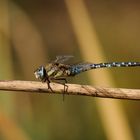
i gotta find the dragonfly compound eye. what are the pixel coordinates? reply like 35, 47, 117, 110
34, 66, 46, 81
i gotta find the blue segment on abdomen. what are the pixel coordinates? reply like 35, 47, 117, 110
70, 67, 82, 75
69, 64, 95, 76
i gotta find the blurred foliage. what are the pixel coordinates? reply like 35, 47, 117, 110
0, 0, 140, 140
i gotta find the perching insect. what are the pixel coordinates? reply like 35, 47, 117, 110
34, 55, 140, 94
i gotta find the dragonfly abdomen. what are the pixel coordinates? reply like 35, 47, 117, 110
69, 62, 140, 76
97, 62, 140, 68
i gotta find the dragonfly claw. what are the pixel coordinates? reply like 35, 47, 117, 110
46, 80, 54, 92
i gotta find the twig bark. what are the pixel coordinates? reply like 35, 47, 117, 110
0, 80, 139, 100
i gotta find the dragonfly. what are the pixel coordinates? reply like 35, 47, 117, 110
34, 55, 140, 93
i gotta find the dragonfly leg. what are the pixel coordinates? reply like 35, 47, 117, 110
47, 80, 54, 92
43, 78, 54, 92
51, 78, 68, 101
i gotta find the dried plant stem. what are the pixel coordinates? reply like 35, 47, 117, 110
0, 80, 139, 100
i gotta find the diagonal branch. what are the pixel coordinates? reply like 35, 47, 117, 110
0, 80, 139, 100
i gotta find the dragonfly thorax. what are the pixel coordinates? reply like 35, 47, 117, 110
45, 63, 71, 78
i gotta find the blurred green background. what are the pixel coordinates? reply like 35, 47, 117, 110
0, 0, 140, 140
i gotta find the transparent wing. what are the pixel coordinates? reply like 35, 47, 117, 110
54, 55, 74, 63
70, 62, 92, 66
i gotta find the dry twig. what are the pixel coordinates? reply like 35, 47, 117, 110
0, 80, 139, 100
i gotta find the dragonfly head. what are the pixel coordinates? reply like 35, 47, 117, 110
34, 66, 47, 82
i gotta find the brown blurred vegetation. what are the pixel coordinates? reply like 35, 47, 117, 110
0, 0, 140, 140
